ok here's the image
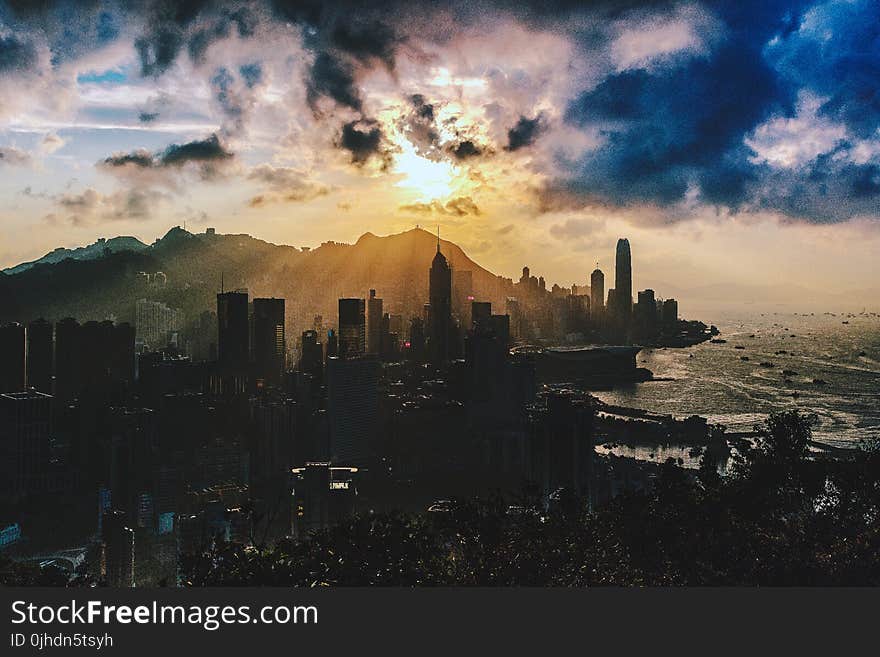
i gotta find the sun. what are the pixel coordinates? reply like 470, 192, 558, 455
392, 140, 459, 201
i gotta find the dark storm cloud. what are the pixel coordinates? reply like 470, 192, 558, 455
552, 0, 880, 222
306, 51, 362, 113
338, 119, 384, 165
505, 113, 547, 151
100, 135, 234, 176
102, 150, 155, 168
160, 133, 234, 166
448, 140, 483, 160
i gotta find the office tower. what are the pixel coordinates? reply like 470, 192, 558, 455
338, 298, 366, 358
590, 267, 605, 315
217, 291, 249, 371
367, 289, 383, 355
614, 238, 632, 320
26, 319, 53, 394
662, 298, 679, 325
0, 390, 52, 500
471, 301, 492, 331
291, 463, 358, 538
326, 356, 379, 466
428, 242, 452, 365
0, 324, 25, 392
635, 289, 658, 339
253, 298, 286, 388
299, 330, 323, 377
102, 509, 135, 587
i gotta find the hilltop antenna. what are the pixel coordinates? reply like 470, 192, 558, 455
220, 271, 224, 294
437, 225, 440, 253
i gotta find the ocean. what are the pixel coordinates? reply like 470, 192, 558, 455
593, 309, 880, 448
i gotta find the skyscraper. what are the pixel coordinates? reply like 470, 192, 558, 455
367, 289, 383, 355
217, 291, 249, 371
102, 509, 135, 587
614, 238, 632, 321
26, 319, 53, 394
326, 356, 379, 466
0, 390, 52, 500
590, 267, 604, 316
252, 298, 286, 388
429, 242, 452, 365
0, 324, 25, 393
338, 298, 366, 358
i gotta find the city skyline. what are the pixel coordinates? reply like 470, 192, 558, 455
1, 1, 879, 306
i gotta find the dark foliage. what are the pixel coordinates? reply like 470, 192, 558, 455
181, 411, 880, 586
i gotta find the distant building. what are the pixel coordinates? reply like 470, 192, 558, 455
252, 298, 285, 388
428, 243, 452, 364
367, 289, 383, 355
326, 356, 379, 466
338, 298, 366, 358
611, 238, 632, 326
217, 291, 249, 372
590, 267, 605, 315
662, 298, 679, 325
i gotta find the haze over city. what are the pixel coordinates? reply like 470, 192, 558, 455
1, 0, 879, 309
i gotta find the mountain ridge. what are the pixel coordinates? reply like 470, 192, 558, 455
0, 227, 511, 333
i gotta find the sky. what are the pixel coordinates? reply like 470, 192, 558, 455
0, 0, 879, 309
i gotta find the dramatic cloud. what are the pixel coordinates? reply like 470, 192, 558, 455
51, 187, 167, 225
246, 163, 331, 204
0, 34, 38, 73
338, 119, 387, 166
505, 114, 547, 151
400, 196, 481, 217
100, 134, 235, 181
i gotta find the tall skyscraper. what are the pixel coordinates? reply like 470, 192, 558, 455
590, 267, 605, 316
338, 298, 366, 357
0, 390, 52, 500
614, 238, 632, 321
367, 289, 383, 355
253, 298, 286, 388
26, 319, 53, 394
326, 356, 379, 466
0, 324, 25, 393
217, 291, 249, 371
429, 242, 452, 365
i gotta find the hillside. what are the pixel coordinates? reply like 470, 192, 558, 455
3, 236, 148, 275
0, 227, 511, 334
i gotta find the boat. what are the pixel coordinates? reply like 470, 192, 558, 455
759, 361, 775, 367
740, 356, 750, 361
781, 369, 798, 377
710, 338, 727, 344
858, 351, 867, 357
812, 378, 827, 385
734, 345, 745, 350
